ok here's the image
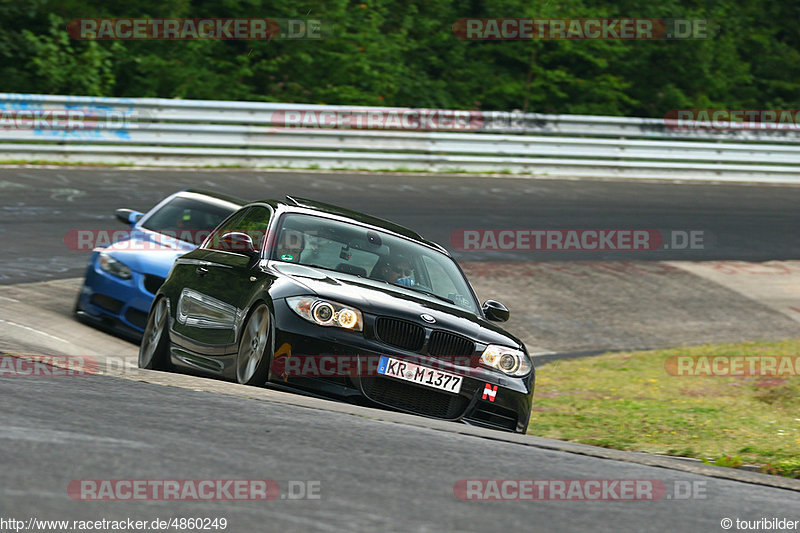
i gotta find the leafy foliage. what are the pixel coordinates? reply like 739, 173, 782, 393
1, 0, 798, 116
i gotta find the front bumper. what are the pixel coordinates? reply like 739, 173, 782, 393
271, 300, 534, 433
75, 258, 165, 339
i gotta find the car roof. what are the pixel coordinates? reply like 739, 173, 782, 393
176, 189, 247, 208
250, 195, 449, 255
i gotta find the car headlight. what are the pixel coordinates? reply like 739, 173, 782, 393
480, 345, 531, 376
286, 296, 363, 331
98, 252, 132, 280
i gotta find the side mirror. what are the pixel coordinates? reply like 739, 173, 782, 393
115, 208, 143, 226
482, 300, 510, 322
218, 232, 259, 256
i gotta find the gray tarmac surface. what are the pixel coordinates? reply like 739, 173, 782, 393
1, 371, 798, 533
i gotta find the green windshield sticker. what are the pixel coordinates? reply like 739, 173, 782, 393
280, 254, 294, 261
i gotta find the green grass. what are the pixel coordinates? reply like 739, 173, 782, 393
0, 160, 528, 176
529, 339, 800, 478
0, 159, 136, 166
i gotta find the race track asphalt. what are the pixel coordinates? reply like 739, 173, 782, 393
1, 167, 798, 284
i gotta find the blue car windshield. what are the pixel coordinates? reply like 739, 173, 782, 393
141, 197, 235, 245
273, 214, 478, 313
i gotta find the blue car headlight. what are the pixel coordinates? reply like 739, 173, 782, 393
480, 345, 531, 377
98, 252, 132, 280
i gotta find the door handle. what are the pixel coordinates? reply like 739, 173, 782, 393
196, 266, 209, 276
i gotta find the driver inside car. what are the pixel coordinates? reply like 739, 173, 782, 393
377, 256, 415, 287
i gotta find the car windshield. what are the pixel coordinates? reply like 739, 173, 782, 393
273, 213, 478, 313
141, 196, 236, 245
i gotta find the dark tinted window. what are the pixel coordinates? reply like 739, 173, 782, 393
205, 206, 272, 251
141, 196, 237, 245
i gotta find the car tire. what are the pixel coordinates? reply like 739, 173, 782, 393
73, 288, 86, 320
138, 297, 172, 370
235, 302, 272, 386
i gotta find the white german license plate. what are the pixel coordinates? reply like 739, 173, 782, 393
377, 356, 462, 394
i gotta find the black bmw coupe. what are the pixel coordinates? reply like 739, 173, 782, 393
139, 196, 534, 433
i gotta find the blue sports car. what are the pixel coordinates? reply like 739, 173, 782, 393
74, 189, 244, 340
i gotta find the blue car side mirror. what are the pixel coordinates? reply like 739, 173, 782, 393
115, 208, 144, 226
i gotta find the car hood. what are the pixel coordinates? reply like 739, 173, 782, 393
271, 263, 522, 349
101, 231, 196, 277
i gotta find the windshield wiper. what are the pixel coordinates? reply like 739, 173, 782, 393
333, 274, 456, 305
391, 284, 455, 305
302, 263, 367, 278
305, 263, 334, 271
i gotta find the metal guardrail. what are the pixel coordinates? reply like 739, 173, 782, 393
1, 93, 799, 182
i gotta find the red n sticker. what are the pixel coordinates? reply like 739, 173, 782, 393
482, 383, 497, 402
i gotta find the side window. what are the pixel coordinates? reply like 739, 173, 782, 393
231, 206, 271, 250
204, 209, 247, 250
205, 206, 271, 251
